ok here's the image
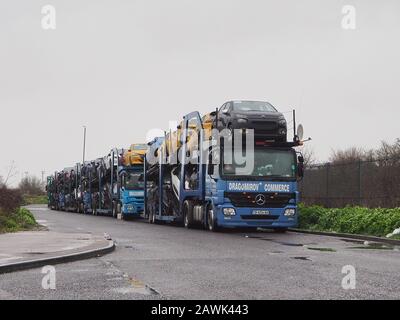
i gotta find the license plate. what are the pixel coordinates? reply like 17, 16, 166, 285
252, 210, 270, 215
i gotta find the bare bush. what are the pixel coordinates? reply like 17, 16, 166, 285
18, 176, 44, 196
329, 147, 374, 164
0, 186, 23, 214
301, 146, 317, 168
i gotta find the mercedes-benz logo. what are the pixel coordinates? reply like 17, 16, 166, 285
255, 194, 266, 206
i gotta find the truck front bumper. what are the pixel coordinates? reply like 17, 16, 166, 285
215, 205, 298, 228
122, 203, 144, 216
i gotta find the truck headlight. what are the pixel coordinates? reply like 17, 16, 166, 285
237, 118, 248, 124
284, 208, 296, 216
223, 208, 236, 216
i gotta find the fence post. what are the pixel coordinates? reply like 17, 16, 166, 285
326, 163, 330, 207
358, 159, 362, 206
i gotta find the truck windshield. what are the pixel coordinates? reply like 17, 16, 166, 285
124, 172, 144, 190
223, 148, 296, 179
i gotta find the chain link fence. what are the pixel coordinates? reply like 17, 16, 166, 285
299, 157, 400, 208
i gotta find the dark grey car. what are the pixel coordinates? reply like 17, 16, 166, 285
217, 100, 287, 142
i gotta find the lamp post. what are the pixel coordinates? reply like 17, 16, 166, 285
82, 126, 87, 164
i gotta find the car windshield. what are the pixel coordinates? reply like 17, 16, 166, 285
124, 172, 144, 190
223, 148, 296, 179
232, 101, 277, 112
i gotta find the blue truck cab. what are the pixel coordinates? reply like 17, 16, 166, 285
118, 165, 145, 217
206, 146, 301, 230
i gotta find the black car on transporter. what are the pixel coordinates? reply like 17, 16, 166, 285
217, 100, 288, 142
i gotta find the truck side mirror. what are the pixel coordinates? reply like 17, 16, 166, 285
208, 164, 214, 175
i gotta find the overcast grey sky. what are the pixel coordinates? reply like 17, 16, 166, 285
1, 0, 399, 185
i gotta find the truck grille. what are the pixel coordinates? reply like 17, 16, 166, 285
224, 192, 295, 208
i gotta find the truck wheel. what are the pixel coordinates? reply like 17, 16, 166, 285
92, 200, 97, 216
207, 206, 219, 232
148, 210, 154, 224
112, 201, 117, 218
118, 203, 125, 220
183, 200, 194, 229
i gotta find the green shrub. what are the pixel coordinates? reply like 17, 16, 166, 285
298, 204, 400, 237
0, 207, 37, 233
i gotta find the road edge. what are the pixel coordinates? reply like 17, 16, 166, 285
0, 240, 115, 274
289, 228, 400, 246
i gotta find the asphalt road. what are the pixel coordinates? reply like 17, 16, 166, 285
0, 205, 399, 300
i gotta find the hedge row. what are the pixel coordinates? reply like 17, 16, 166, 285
298, 204, 400, 237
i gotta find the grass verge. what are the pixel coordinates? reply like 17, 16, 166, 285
0, 208, 38, 234
299, 204, 400, 238
22, 195, 48, 205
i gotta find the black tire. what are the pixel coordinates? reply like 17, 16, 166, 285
112, 201, 117, 218
92, 200, 97, 216
207, 205, 219, 232
117, 203, 125, 220
183, 200, 194, 229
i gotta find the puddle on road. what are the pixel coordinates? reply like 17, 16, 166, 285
349, 242, 395, 250
277, 242, 304, 247
292, 256, 312, 261
244, 235, 304, 247
340, 238, 365, 245
307, 247, 336, 252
